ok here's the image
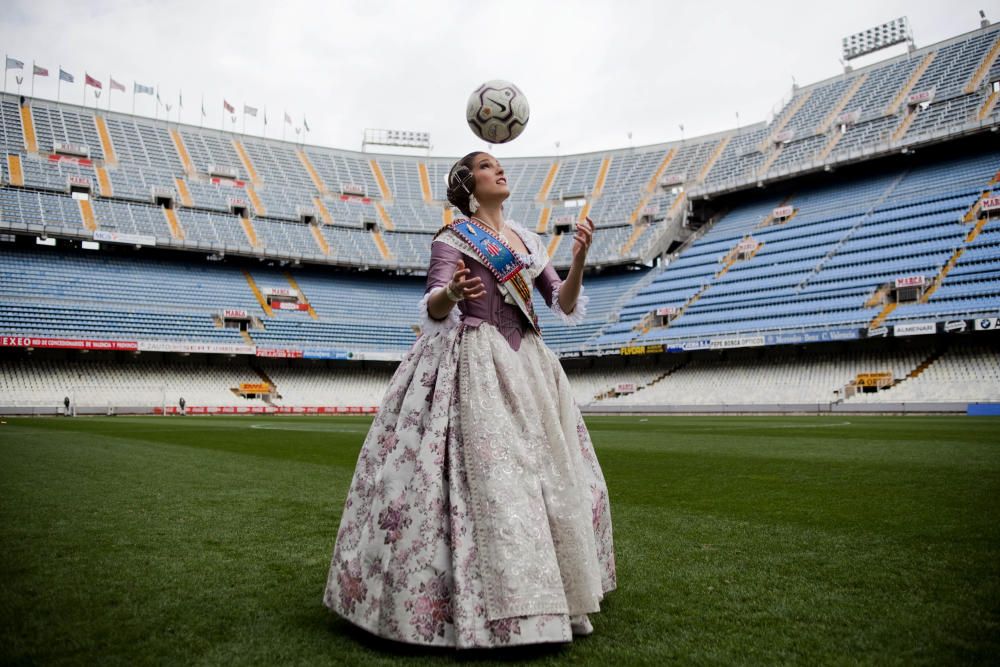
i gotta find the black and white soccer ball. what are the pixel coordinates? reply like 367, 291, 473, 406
466, 80, 530, 144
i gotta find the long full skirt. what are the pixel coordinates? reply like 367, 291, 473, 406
323, 322, 616, 648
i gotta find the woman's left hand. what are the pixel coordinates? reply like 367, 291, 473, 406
572, 217, 595, 265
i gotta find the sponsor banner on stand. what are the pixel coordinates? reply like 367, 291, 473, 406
238, 383, 271, 394
221, 309, 249, 319
894, 321, 937, 337
619, 343, 666, 356
256, 347, 304, 358
710, 335, 765, 350
302, 349, 353, 360
274, 301, 309, 311
0, 335, 138, 351
765, 328, 861, 346
93, 230, 157, 247
137, 340, 256, 355
855, 372, 894, 387
943, 320, 969, 333
894, 275, 925, 288
866, 326, 889, 338
974, 316, 1000, 331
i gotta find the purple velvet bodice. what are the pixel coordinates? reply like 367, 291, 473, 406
425, 240, 563, 351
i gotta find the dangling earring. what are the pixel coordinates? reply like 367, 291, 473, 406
468, 193, 479, 214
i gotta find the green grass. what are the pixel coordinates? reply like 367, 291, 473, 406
1, 415, 998, 665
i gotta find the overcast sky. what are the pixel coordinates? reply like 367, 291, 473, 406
1, 0, 991, 158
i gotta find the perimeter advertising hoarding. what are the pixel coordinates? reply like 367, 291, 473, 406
137, 341, 256, 355
974, 317, 1000, 331
943, 320, 968, 333
764, 329, 860, 346
93, 230, 157, 247
302, 350, 353, 360
256, 348, 304, 358
894, 322, 937, 337
619, 344, 665, 356
710, 335, 765, 350
0, 336, 138, 351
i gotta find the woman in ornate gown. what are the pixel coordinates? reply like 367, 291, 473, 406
323, 151, 616, 648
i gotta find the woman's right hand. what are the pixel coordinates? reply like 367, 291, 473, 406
449, 259, 486, 300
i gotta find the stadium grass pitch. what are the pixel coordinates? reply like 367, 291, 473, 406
1, 415, 998, 665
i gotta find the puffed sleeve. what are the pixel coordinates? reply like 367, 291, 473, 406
534, 261, 588, 326
418, 240, 462, 333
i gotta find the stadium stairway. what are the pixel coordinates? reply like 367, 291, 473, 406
20, 104, 37, 153
78, 198, 97, 231
298, 150, 328, 193
284, 272, 319, 320
964, 32, 1000, 93
243, 270, 275, 317
6, 154, 24, 186
239, 214, 262, 248
697, 136, 731, 183
163, 207, 185, 240
174, 177, 194, 206
885, 52, 936, 115
94, 116, 116, 165
232, 140, 261, 186
369, 159, 392, 202
537, 161, 560, 201
169, 129, 195, 174
978, 91, 999, 120
370, 228, 393, 260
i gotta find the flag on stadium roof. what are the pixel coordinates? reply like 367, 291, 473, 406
178, 91, 183, 108
244, 104, 257, 117
85, 73, 102, 89
110, 77, 125, 92
59, 68, 73, 83
5, 56, 24, 70
33, 64, 48, 77
303, 116, 310, 132
201, 99, 206, 117
284, 111, 292, 125
223, 99, 234, 113
134, 82, 153, 95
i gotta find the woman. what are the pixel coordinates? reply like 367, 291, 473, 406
324, 152, 616, 648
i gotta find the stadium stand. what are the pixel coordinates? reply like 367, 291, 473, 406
1, 21, 999, 413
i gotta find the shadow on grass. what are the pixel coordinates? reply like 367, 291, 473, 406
322, 614, 574, 662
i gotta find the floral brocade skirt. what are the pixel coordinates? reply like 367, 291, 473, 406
323, 322, 616, 648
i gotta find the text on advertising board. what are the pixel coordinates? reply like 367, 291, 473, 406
894, 275, 925, 288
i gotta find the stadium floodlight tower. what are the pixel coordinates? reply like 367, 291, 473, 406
362, 128, 432, 155
841, 17, 914, 71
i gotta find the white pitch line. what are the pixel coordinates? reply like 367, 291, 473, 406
249, 423, 370, 433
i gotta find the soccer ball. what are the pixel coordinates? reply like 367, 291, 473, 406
466, 80, 530, 144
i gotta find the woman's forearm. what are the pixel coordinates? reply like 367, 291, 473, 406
558, 261, 584, 314
427, 287, 456, 320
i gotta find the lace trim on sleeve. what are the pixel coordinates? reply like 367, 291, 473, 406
549, 282, 589, 326
418, 288, 460, 335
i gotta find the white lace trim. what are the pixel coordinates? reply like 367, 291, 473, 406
550, 282, 588, 326
418, 288, 460, 335
506, 219, 548, 277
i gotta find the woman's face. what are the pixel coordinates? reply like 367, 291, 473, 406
471, 153, 509, 204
